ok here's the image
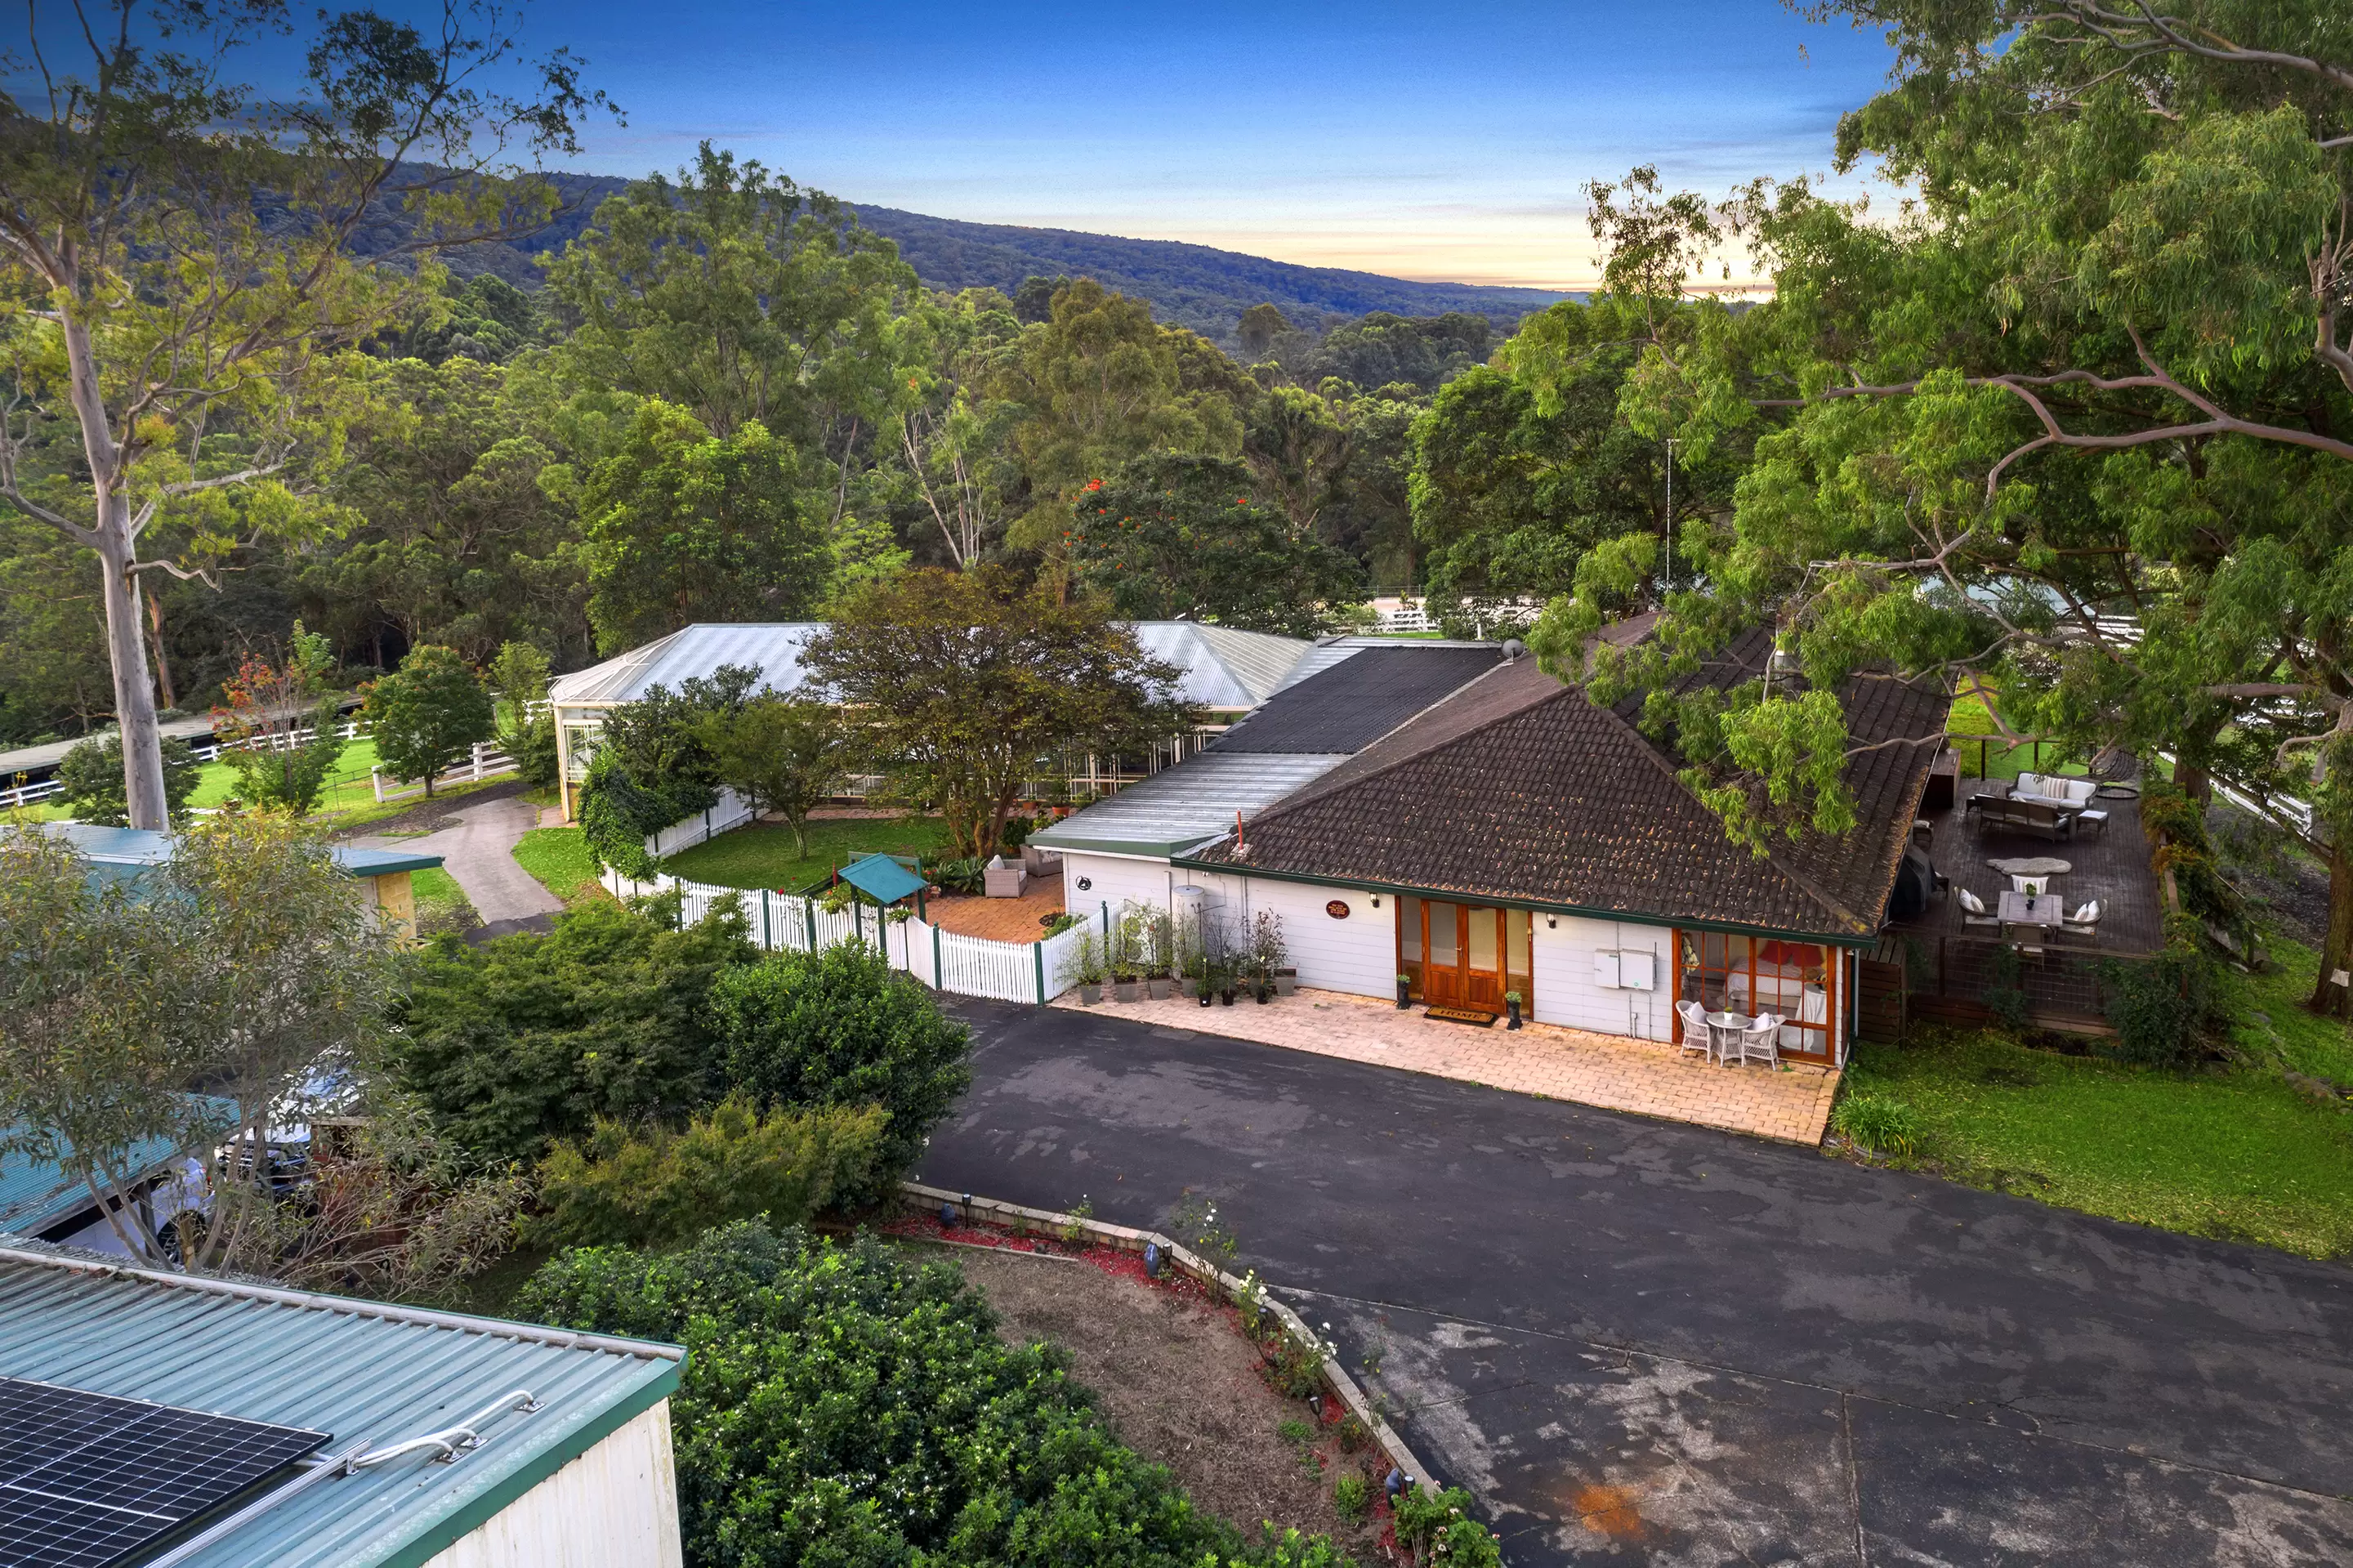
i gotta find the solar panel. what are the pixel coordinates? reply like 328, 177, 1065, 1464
0, 1377, 328, 1568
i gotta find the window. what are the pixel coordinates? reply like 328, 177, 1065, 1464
1677, 931, 1834, 1059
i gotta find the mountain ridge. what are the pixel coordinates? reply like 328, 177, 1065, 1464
425, 172, 1573, 344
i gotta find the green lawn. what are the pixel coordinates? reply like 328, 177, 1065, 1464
1842, 1027, 2353, 1259
1944, 692, 2089, 783
512, 825, 605, 905
661, 815, 958, 891
2226, 931, 2353, 1085
411, 865, 478, 936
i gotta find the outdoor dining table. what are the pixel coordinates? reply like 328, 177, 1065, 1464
1997, 890, 2067, 930
1703, 1009, 1749, 1065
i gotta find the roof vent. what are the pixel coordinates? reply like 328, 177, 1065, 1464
1500, 639, 1526, 663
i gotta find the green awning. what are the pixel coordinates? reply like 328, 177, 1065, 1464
838, 852, 927, 905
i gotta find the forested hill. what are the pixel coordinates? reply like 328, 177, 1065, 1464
417, 172, 1569, 343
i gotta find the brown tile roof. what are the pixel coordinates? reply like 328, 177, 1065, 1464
1189, 641, 1948, 940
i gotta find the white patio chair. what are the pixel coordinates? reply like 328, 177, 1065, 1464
1956, 887, 2001, 928
1739, 1013, 1783, 1068
2008, 873, 2049, 896
2061, 900, 2101, 936
1675, 1000, 1713, 1062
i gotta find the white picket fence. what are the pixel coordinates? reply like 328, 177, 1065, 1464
601, 864, 1092, 1005
645, 786, 759, 859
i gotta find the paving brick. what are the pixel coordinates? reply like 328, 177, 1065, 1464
1053, 986, 1838, 1146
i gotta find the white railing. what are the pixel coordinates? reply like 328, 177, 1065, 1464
0, 776, 63, 810
371, 740, 517, 804
598, 864, 1088, 1006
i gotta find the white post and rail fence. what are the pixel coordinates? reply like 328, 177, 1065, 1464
599, 861, 1092, 1007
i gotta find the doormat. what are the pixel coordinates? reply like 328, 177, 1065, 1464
1423, 1007, 1498, 1027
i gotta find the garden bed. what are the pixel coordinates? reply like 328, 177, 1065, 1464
894, 1226, 1388, 1558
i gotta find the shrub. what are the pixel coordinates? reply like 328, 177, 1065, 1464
489, 641, 560, 791
1391, 1485, 1500, 1567
54, 733, 201, 825
708, 943, 971, 1202
1333, 1472, 1369, 1523
388, 897, 752, 1163
1978, 943, 2032, 1032
1832, 1091, 1922, 1159
1266, 1321, 1329, 1400
2101, 949, 2213, 1067
535, 1097, 886, 1250
516, 1221, 1292, 1568
931, 855, 985, 895
578, 749, 712, 879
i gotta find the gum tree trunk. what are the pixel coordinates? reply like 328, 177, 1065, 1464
2311, 842, 2353, 1017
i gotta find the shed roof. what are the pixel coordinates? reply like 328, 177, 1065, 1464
39, 824, 443, 880
0, 1242, 681, 1568
0, 1129, 191, 1239
547, 622, 1313, 713
838, 852, 927, 905
1030, 753, 1351, 858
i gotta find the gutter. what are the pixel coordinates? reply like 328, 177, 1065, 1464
1166, 855, 1875, 949
0, 1242, 682, 1362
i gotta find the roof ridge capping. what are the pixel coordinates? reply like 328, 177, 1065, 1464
0, 1240, 681, 1363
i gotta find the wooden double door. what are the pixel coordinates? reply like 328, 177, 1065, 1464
1399, 895, 1530, 1012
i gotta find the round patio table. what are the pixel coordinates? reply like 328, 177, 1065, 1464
1703, 1010, 1749, 1065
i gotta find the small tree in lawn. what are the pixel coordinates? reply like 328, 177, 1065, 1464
212, 624, 346, 815
694, 697, 848, 856
0, 811, 394, 1271
54, 733, 199, 826
364, 646, 494, 798
801, 566, 1194, 860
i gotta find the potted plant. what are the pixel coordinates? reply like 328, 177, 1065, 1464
1147, 967, 1173, 1001
1396, 972, 1413, 1010
1273, 965, 1297, 998
1504, 989, 1523, 1030
1074, 932, 1104, 1005
1190, 951, 1214, 1007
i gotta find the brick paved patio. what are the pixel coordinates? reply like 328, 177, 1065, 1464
928, 882, 1065, 942
1051, 985, 1840, 1146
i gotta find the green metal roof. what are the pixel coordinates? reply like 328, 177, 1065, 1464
0, 1128, 190, 1237
39, 824, 443, 879
1030, 753, 1350, 858
0, 1244, 682, 1567
837, 851, 926, 905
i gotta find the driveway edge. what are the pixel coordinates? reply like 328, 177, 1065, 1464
897, 1179, 1440, 1500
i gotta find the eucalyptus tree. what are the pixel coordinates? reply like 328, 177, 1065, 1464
1533, 2, 2353, 1004
0, 1, 610, 828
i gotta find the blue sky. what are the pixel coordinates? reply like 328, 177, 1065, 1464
377, 2, 1904, 288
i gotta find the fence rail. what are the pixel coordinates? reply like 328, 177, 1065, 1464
602, 864, 1087, 1006
371, 740, 516, 804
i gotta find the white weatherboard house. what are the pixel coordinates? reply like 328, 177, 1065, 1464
1037, 628, 1948, 1067
0, 1240, 683, 1567
546, 620, 1316, 822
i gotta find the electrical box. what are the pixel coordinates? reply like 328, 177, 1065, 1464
1594, 948, 1658, 991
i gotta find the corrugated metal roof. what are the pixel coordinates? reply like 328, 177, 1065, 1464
1129, 623, 1312, 710
0, 1244, 681, 1568
547, 623, 825, 708
38, 824, 443, 879
548, 622, 1314, 713
0, 1132, 189, 1238
1030, 753, 1350, 857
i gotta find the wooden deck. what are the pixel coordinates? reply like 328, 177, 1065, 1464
1873, 780, 2164, 1033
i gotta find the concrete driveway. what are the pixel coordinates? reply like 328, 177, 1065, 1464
918, 999, 2353, 1567
352, 793, 560, 931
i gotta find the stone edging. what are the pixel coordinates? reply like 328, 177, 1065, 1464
897, 1180, 1436, 1499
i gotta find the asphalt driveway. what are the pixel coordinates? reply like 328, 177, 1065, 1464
918, 999, 2353, 1566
